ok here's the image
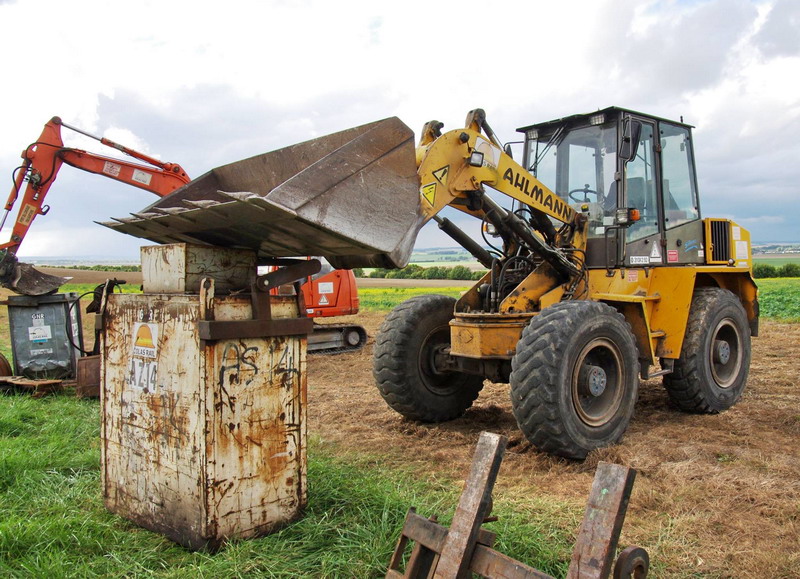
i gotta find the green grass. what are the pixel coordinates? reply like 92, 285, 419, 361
59, 283, 141, 296
358, 280, 800, 322
358, 287, 467, 311
408, 259, 483, 269
757, 278, 800, 322
0, 394, 574, 577
753, 256, 800, 268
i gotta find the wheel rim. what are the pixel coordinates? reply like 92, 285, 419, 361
571, 338, 625, 427
418, 326, 458, 396
709, 318, 743, 388
345, 330, 361, 346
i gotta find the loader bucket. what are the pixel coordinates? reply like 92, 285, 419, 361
101, 117, 423, 269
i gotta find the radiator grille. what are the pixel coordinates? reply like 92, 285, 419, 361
709, 220, 731, 263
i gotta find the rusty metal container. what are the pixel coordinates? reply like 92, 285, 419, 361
75, 354, 101, 398
100, 252, 307, 550
140, 243, 256, 294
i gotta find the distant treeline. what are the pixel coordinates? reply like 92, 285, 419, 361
57, 262, 795, 279
357, 262, 798, 281
753, 263, 800, 278
354, 264, 485, 281
62, 265, 141, 272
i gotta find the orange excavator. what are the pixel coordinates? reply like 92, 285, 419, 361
0, 117, 366, 352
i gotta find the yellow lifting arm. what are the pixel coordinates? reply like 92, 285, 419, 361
415, 110, 576, 227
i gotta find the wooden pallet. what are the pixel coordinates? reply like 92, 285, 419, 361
386, 432, 649, 579
0, 376, 63, 397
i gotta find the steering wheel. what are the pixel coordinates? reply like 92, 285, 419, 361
568, 187, 599, 202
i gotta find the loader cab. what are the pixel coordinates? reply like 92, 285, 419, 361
520, 107, 704, 269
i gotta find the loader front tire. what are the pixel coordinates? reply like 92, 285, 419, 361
663, 288, 751, 413
373, 295, 484, 423
510, 301, 639, 459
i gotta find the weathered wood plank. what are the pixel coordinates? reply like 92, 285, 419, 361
434, 432, 507, 578
470, 544, 554, 579
566, 462, 637, 579
387, 509, 416, 573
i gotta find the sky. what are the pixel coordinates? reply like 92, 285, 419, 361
0, 0, 798, 259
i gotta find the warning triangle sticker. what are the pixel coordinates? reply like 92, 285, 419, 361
318, 295, 329, 305
422, 183, 436, 206
433, 165, 449, 186
650, 244, 661, 260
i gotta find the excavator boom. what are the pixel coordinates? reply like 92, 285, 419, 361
0, 117, 191, 295
1, 116, 368, 355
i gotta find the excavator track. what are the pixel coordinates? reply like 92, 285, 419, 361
308, 324, 367, 354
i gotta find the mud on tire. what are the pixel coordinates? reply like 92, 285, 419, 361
372, 295, 484, 422
509, 301, 639, 459
663, 287, 751, 413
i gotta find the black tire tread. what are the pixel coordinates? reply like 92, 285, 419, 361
510, 301, 639, 459
663, 287, 751, 413
373, 295, 483, 422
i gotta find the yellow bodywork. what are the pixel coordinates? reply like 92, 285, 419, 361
411, 111, 758, 372
448, 219, 758, 366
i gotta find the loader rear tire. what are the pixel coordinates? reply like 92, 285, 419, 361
663, 288, 750, 413
510, 301, 639, 459
373, 295, 484, 423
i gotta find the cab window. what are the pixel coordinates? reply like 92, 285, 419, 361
529, 123, 617, 238
625, 123, 658, 242
659, 123, 699, 229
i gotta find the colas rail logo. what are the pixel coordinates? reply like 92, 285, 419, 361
132, 323, 158, 359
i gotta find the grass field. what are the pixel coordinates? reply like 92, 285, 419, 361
0, 395, 572, 577
757, 278, 800, 321
1, 278, 799, 576
358, 279, 800, 321
358, 286, 466, 311
753, 255, 800, 267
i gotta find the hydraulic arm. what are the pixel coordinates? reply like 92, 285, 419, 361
414, 109, 588, 305
0, 117, 190, 294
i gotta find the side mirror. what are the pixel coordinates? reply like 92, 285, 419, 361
503, 143, 514, 160
620, 117, 642, 162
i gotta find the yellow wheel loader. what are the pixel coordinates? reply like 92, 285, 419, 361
105, 107, 758, 459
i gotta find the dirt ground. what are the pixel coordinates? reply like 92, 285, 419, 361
25, 270, 800, 575
308, 313, 800, 577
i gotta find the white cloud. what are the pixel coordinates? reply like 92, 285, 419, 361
735, 215, 786, 225
2, 0, 799, 259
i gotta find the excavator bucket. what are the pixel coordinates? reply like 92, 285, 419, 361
0, 251, 69, 296
101, 117, 423, 269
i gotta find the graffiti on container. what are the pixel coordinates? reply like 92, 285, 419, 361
217, 342, 260, 413
273, 343, 299, 389
219, 342, 259, 387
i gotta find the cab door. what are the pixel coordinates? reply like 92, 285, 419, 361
657, 121, 704, 265
623, 120, 663, 267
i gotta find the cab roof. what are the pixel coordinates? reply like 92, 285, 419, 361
516, 106, 694, 135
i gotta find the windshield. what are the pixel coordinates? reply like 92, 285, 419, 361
527, 122, 618, 237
